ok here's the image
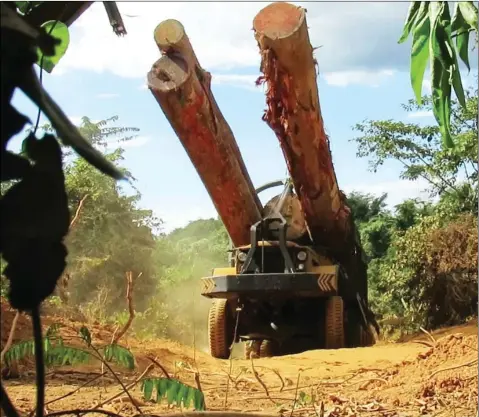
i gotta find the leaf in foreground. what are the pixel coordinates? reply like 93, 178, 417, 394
141, 377, 205, 411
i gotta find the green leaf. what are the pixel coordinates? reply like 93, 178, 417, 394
36, 21, 70, 73
15, 1, 43, 14
156, 378, 169, 401
79, 326, 92, 345
167, 379, 180, 405
194, 389, 205, 411
399, 2, 422, 43
429, 2, 455, 148
99, 344, 135, 370
458, 2, 478, 29
176, 382, 188, 406
142, 379, 154, 401
410, 2, 431, 104
451, 3, 471, 71
141, 378, 204, 410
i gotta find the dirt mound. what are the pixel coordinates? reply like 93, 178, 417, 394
1, 297, 477, 417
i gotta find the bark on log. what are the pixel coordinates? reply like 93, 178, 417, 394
253, 2, 367, 294
148, 20, 262, 246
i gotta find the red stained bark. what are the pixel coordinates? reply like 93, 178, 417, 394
148, 21, 262, 246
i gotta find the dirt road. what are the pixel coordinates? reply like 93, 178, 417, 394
1, 302, 477, 417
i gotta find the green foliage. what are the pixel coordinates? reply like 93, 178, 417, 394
350, 88, 477, 332
14, 2, 71, 72
141, 378, 205, 410
15, 1, 43, 14
4, 326, 91, 368
100, 343, 135, 370
4, 323, 135, 371
399, 1, 478, 147
353, 88, 478, 210
36, 21, 70, 73
43, 116, 160, 315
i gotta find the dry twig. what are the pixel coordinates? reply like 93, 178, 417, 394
147, 356, 170, 379
93, 364, 153, 409
250, 357, 273, 402
113, 271, 142, 344
1, 310, 20, 365
420, 327, 437, 345
44, 372, 108, 406
429, 358, 478, 379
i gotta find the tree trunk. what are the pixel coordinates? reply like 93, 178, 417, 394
253, 2, 367, 294
148, 20, 263, 247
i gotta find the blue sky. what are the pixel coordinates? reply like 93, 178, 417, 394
10, 1, 478, 232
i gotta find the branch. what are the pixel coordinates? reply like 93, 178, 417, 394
86, 342, 142, 414
69, 194, 88, 229
112, 271, 141, 344
250, 357, 274, 404
146, 356, 170, 379
429, 358, 478, 379
1, 310, 20, 365
93, 364, 153, 409
44, 372, 107, 406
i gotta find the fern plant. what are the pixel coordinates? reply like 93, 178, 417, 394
141, 377, 205, 411
4, 323, 135, 370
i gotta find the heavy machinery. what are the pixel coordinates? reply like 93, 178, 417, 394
147, 3, 379, 360
201, 180, 377, 359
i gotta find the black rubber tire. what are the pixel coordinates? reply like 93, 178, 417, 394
360, 324, 376, 347
208, 299, 233, 359
325, 296, 345, 349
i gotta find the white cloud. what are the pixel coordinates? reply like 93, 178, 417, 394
211, 74, 262, 92
342, 178, 433, 209
323, 70, 395, 87
408, 110, 434, 119
96, 93, 120, 99
55, 1, 424, 82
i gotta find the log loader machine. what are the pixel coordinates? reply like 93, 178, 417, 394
147, 3, 379, 360
201, 179, 378, 359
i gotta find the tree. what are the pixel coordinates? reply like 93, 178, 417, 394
399, 2, 478, 147
352, 87, 478, 214
44, 116, 160, 315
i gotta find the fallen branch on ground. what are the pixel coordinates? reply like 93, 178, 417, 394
254, 365, 285, 392
429, 358, 478, 379
420, 327, 437, 345
93, 364, 153, 409
44, 372, 108, 406
250, 357, 274, 403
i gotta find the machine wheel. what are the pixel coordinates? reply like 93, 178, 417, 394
360, 324, 376, 347
208, 299, 233, 359
325, 296, 345, 349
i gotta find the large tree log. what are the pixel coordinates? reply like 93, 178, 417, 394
148, 20, 262, 246
253, 2, 367, 295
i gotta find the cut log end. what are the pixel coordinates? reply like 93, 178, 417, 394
253, 2, 305, 40
154, 19, 186, 50
147, 55, 189, 93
